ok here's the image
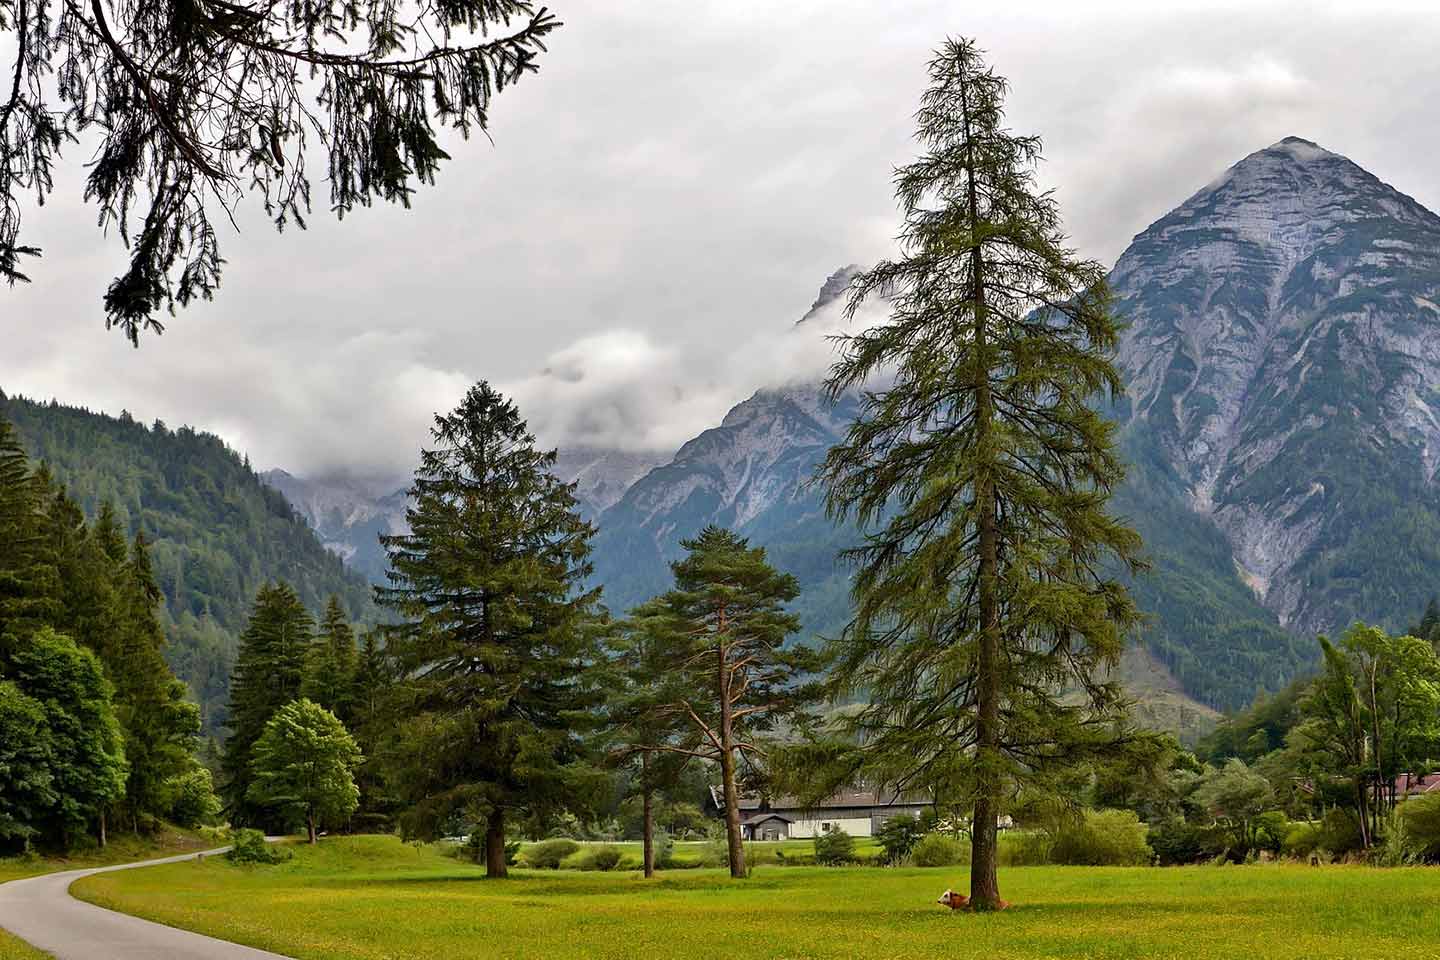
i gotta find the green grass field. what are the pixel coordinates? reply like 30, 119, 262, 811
70, 835, 1440, 960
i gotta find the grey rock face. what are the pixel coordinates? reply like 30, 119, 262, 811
1113, 136, 1440, 638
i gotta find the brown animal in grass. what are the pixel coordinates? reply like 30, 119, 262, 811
937, 889, 1011, 911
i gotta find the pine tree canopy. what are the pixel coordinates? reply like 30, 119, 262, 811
222, 580, 315, 825
623, 526, 821, 878
0, 0, 560, 341
815, 37, 1146, 908
378, 382, 606, 877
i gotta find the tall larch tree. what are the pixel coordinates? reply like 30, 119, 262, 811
626, 527, 820, 879
816, 38, 1145, 909
222, 581, 314, 826
377, 383, 606, 878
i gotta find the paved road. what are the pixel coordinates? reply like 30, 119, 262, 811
0, 848, 292, 959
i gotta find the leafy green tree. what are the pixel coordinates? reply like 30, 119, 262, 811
1291, 624, 1440, 847
248, 699, 362, 843
302, 597, 358, 724
0, 679, 56, 850
377, 383, 606, 877
222, 582, 315, 826
815, 38, 1144, 908
626, 527, 820, 879
1, 628, 127, 847
1191, 759, 1275, 856
1, 0, 560, 339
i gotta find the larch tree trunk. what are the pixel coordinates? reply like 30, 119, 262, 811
962, 64, 1003, 911
642, 753, 656, 879
485, 810, 508, 879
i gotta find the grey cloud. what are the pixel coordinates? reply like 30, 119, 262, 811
3, 1, 1439, 486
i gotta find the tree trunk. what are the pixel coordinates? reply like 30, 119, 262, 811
961, 66, 1003, 912
642, 754, 656, 879
307, 813, 317, 844
717, 629, 747, 879
98, 811, 107, 849
485, 811, 508, 879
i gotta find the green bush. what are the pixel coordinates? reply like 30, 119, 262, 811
563, 845, 623, 871
1316, 809, 1364, 858
1282, 821, 1322, 860
522, 838, 580, 869
875, 814, 924, 864
1002, 830, 1053, 866
911, 832, 967, 867
813, 828, 855, 865
1398, 793, 1440, 862
1049, 810, 1152, 866
226, 828, 290, 864
1147, 817, 1226, 865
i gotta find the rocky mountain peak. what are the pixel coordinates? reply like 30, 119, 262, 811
798, 264, 863, 324
1111, 137, 1440, 638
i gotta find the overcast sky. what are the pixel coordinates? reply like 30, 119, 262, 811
5, 0, 1440, 489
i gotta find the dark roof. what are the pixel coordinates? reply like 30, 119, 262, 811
741, 812, 794, 826
711, 785, 933, 813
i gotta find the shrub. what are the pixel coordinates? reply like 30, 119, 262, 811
1002, 830, 1053, 866
226, 828, 290, 864
911, 832, 966, 867
522, 838, 580, 869
1147, 817, 1226, 866
1398, 793, 1440, 862
1282, 821, 1322, 860
564, 845, 623, 871
165, 765, 222, 828
813, 828, 855, 865
875, 814, 924, 864
1315, 808, 1364, 858
654, 830, 676, 868
1049, 810, 1152, 866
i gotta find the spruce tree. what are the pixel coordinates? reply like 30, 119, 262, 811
377, 383, 605, 878
817, 38, 1144, 909
625, 527, 820, 879
302, 597, 359, 724
0, 417, 58, 645
222, 581, 314, 826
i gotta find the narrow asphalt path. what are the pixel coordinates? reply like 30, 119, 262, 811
0, 848, 292, 959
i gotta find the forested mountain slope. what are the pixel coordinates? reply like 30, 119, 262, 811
1, 392, 376, 732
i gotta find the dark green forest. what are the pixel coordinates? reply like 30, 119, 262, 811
0, 392, 376, 732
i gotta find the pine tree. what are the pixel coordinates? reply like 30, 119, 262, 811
625, 527, 821, 879
816, 38, 1145, 909
348, 628, 398, 831
302, 597, 359, 724
222, 582, 315, 826
377, 383, 606, 878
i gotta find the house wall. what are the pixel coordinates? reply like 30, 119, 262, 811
789, 816, 875, 839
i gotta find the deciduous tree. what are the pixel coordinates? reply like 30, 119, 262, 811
248, 698, 361, 843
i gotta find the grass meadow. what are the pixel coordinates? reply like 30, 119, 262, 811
70, 834, 1440, 960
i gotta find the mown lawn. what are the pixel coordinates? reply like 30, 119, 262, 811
72, 834, 1440, 960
